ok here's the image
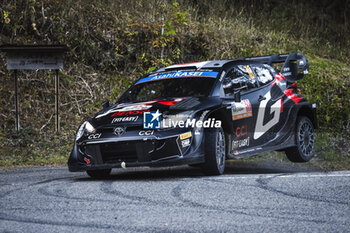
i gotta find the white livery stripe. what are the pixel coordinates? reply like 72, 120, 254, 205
165, 61, 210, 70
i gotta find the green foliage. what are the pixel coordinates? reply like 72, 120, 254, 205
163, 1, 188, 36
0, 0, 349, 167
0, 128, 71, 166
298, 57, 350, 132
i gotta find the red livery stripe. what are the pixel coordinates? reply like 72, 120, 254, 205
84, 157, 90, 164
280, 97, 283, 113
271, 73, 286, 86
284, 88, 302, 104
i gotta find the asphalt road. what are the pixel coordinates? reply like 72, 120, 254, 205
1, 163, 350, 233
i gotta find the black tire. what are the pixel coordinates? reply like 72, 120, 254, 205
285, 116, 315, 162
201, 127, 226, 175
86, 169, 112, 178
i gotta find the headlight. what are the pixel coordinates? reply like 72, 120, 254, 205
75, 121, 96, 141
85, 121, 96, 134
75, 122, 87, 141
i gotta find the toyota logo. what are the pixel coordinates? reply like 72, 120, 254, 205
113, 127, 125, 136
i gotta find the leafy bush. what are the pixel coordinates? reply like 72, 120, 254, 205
0, 0, 349, 166
299, 57, 350, 133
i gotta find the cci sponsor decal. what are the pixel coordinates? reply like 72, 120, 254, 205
139, 130, 154, 136
231, 99, 253, 121
88, 133, 101, 139
235, 125, 247, 138
136, 71, 218, 84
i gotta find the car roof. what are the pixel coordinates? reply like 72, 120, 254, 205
139, 53, 308, 84
153, 59, 262, 73
154, 53, 307, 74
155, 60, 232, 73
137, 59, 253, 84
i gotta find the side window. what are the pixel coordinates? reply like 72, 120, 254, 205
251, 64, 274, 86
222, 65, 258, 94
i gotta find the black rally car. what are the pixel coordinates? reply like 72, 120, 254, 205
68, 53, 317, 177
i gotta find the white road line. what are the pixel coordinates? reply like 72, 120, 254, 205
214, 171, 350, 180
216, 175, 275, 180
278, 173, 350, 178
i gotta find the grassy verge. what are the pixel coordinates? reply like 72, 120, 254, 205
238, 132, 350, 171
1, 130, 349, 171
0, 129, 71, 167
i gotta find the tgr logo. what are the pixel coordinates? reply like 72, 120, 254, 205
143, 110, 162, 129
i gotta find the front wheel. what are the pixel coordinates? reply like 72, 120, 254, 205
201, 127, 226, 175
86, 169, 112, 179
285, 116, 315, 162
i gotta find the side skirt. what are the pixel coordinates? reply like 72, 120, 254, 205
227, 133, 295, 159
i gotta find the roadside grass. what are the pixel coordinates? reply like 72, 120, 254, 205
1, 130, 349, 171
240, 132, 350, 171
0, 129, 72, 167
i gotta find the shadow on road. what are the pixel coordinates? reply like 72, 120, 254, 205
75, 160, 317, 181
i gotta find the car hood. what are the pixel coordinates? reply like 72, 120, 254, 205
90, 97, 221, 128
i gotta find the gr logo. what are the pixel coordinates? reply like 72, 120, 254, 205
254, 91, 282, 140
143, 110, 162, 129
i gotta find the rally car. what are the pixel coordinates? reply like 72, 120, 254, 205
68, 53, 317, 178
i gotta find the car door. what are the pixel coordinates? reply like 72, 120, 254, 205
221, 64, 260, 156
249, 64, 287, 148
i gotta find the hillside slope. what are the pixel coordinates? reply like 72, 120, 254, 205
0, 0, 349, 167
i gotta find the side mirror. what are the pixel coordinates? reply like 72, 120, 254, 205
234, 91, 241, 103
102, 100, 110, 109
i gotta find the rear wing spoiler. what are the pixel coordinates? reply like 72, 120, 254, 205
243, 53, 309, 81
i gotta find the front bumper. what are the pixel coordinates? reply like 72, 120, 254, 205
68, 151, 204, 172
68, 129, 205, 172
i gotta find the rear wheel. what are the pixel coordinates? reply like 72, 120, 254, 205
86, 169, 111, 178
201, 127, 226, 175
285, 116, 315, 162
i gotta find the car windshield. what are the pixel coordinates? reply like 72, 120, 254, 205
118, 77, 216, 103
